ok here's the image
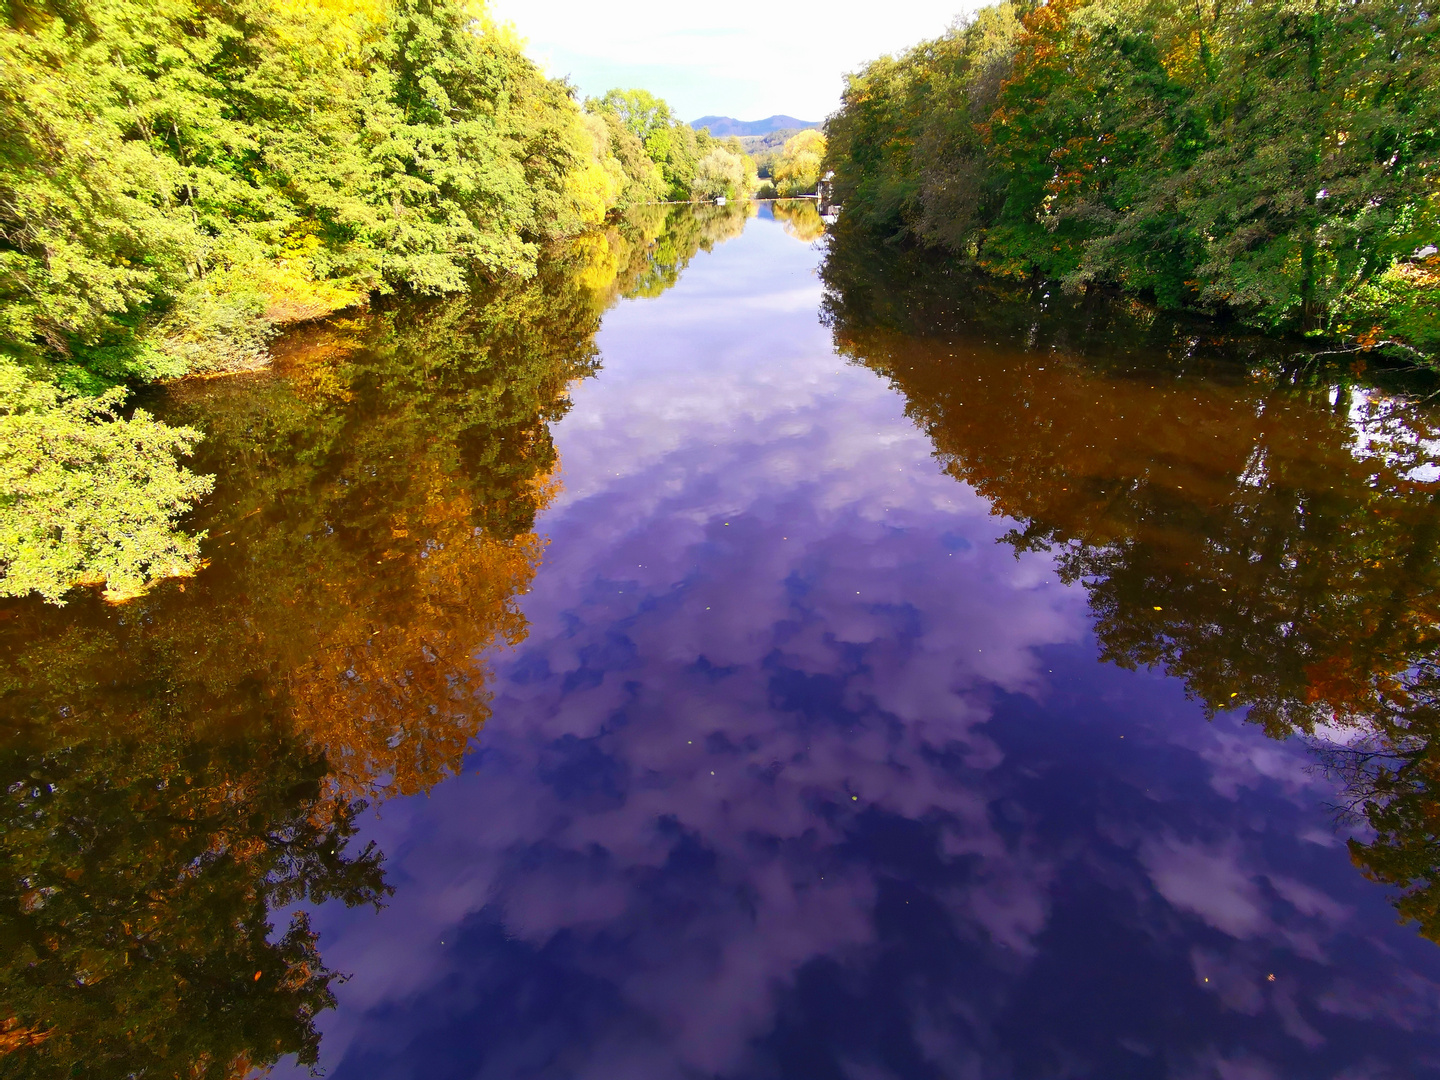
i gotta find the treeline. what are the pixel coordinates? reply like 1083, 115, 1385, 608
2, 0, 624, 385
0, 1, 751, 386
0, 0, 753, 604
587, 88, 759, 204
825, 0, 1439, 355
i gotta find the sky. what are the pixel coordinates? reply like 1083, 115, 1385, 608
488, 0, 978, 124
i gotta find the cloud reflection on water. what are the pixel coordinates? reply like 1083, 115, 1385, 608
297, 212, 1440, 1079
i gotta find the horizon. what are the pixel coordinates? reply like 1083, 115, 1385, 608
689, 113, 822, 133
489, 0, 978, 123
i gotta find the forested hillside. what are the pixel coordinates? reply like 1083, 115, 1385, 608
825, 0, 1439, 357
690, 114, 820, 137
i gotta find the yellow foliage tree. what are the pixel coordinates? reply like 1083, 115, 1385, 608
772, 199, 826, 242
773, 129, 827, 196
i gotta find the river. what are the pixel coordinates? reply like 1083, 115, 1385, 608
4, 201, 1440, 1078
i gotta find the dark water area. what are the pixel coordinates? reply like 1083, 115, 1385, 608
5, 201, 1440, 1078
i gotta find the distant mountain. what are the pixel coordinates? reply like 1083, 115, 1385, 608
690, 115, 821, 137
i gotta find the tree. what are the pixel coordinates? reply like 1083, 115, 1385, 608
691, 148, 749, 201
823, 0, 1440, 356
588, 88, 717, 200
587, 109, 667, 207
773, 129, 827, 196
0, 360, 213, 604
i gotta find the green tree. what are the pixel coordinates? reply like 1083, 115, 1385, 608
691, 148, 749, 201
589, 87, 716, 200
0, 360, 213, 604
587, 109, 667, 206
824, 0, 1440, 355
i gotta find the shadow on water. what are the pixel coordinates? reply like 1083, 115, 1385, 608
0, 203, 755, 1078
821, 219, 1440, 944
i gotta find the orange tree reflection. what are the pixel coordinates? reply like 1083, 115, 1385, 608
0, 209, 734, 1076
822, 220, 1440, 941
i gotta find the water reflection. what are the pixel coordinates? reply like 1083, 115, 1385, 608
0, 206, 743, 1075
822, 220, 1440, 943
285, 214, 1440, 1078
772, 198, 825, 243
7, 206, 1440, 1078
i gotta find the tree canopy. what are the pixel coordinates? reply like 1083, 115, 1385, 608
587, 88, 759, 203
0, 6, 742, 605
825, 0, 1439, 357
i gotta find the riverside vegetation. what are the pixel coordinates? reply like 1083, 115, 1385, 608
0, 0, 757, 606
825, 0, 1439, 358
748, 128, 828, 197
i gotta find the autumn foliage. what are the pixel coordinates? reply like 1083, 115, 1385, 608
825, 0, 1439, 354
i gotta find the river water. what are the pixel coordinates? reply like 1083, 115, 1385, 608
5, 203, 1440, 1078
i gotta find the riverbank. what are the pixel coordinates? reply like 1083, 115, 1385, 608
0, 201, 759, 606
820, 215, 1440, 394
822, 0, 1439, 363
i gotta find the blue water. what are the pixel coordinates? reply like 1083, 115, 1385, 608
285, 208, 1440, 1079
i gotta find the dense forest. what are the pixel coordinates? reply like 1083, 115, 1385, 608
0, 0, 757, 605
824, 0, 1439, 357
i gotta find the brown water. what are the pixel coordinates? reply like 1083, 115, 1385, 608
4, 201, 1440, 1078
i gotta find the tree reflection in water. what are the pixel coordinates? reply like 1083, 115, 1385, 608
0, 205, 751, 1077
772, 198, 825, 243
821, 220, 1440, 944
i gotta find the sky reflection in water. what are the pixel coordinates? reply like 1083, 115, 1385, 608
293, 209, 1440, 1079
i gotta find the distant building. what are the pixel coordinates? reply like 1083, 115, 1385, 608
816, 171, 836, 212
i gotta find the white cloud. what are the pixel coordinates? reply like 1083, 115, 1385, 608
1143, 837, 1272, 939
490, 0, 980, 121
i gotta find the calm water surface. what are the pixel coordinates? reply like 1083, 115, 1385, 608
6, 203, 1440, 1079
